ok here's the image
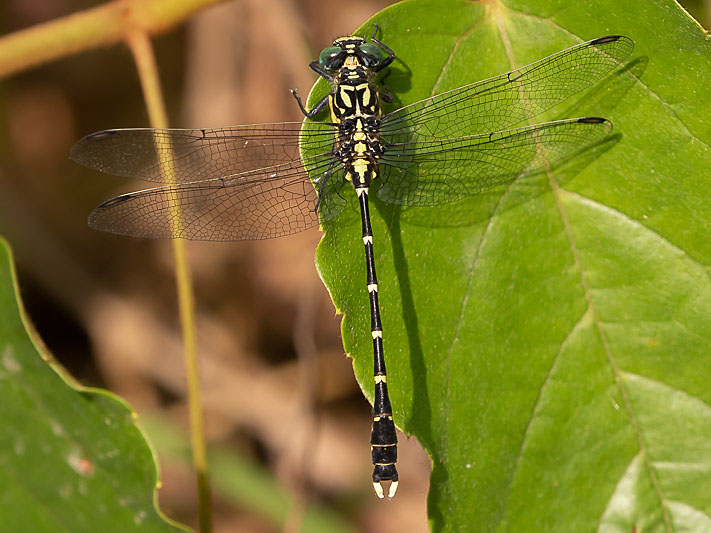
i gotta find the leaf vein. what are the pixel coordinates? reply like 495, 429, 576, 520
429, 17, 486, 97
562, 190, 711, 279
499, 306, 592, 523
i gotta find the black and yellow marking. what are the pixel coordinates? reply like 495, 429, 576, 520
293, 27, 399, 498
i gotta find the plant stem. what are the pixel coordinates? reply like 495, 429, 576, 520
125, 26, 212, 533
0, 0, 225, 79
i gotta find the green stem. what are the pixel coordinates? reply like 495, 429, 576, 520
125, 26, 212, 533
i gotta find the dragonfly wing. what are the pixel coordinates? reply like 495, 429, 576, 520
71, 121, 336, 184
377, 117, 612, 206
89, 158, 344, 241
380, 36, 633, 142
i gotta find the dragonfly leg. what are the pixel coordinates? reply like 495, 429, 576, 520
314, 159, 337, 213
368, 23, 395, 73
291, 89, 331, 118
308, 60, 334, 81
372, 40, 395, 72
379, 68, 394, 103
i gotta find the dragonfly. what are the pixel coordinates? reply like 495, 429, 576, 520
71, 28, 634, 498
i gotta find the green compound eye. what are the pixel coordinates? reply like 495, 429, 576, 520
360, 43, 383, 62
318, 46, 342, 68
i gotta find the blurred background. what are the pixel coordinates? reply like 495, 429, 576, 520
0, 0, 708, 531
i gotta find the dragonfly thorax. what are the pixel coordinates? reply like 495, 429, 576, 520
331, 71, 384, 189
330, 74, 382, 120
326, 38, 386, 191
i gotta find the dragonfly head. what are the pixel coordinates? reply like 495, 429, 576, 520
318, 36, 385, 71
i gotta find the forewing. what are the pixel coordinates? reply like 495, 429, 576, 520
380, 36, 633, 142
377, 118, 612, 206
88, 158, 343, 241
71, 121, 336, 183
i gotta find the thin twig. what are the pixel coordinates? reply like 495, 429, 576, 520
124, 24, 212, 533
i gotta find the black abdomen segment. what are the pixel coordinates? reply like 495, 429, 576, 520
356, 185, 398, 498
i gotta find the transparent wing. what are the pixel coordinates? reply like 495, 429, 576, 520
71, 121, 336, 183
377, 117, 612, 206
88, 158, 347, 241
380, 36, 633, 142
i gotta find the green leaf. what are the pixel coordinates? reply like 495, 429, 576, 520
306, 0, 711, 530
0, 237, 186, 531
